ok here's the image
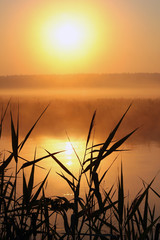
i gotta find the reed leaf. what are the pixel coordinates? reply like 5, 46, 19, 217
148, 204, 155, 224
118, 162, 124, 226
61, 211, 70, 235
131, 213, 136, 240
143, 190, 149, 231
56, 172, 75, 192
0, 153, 14, 173
42, 190, 50, 237
86, 200, 119, 220
97, 217, 119, 233
94, 128, 138, 172
126, 177, 155, 225
10, 112, 18, 163
6, 178, 16, 211
31, 169, 51, 203
138, 216, 160, 240
20, 150, 64, 170
66, 133, 82, 168
86, 142, 104, 151
45, 149, 77, 181
83, 128, 138, 174
92, 171, 103, 209
105, 128, 138, 157
27, 160, 35, 201
0, 99, 10, 138
23, 170, 29, 205
3, 173, 13, 197
100, 155, 118, 184
19, 104, 50, 152
86, 110, 96, 148
140, 178, 160, 198
97, 104, 132, 159
102, 185, 115, 208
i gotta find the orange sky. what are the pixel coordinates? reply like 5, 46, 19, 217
0, 0, 160, 75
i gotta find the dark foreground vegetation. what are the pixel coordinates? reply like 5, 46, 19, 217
0, 100, 160, 240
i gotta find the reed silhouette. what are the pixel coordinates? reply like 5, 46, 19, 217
0, 100, 159, 240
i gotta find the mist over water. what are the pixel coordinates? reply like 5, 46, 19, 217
1, 96, 160, 145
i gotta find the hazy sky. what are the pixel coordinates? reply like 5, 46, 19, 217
0, 0, 160, 75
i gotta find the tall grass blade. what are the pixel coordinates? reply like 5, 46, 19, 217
92, 171, 103, 209
45, 149, 77, 180
0, 99, 10, 138
139, 216, 160, 240
19, 150, 64, 170
0, 153, 13, 173
143, 190, 149, 230
17, 154, 45, 171
27, 153, 36, 201
148, 204, 155, 224
93, 127, 138, 172
118, 162, 124, 226
10, 111, 18, 163
126, 177, 155, 224
3, 173, 13, 197
31, 169, 51, 203
133, 212, 142, 237
97, 104, 132, 158
86, 142, 104, 151
83, 127, 137, 174
131, 213, 136, 240
100, 155, 118, 184
154, 223, 160, 240
23, 170, 29, 205
140, 178, 160, 198
19, 104, 50, 152
102, 184, 115, 207
66, 132, 82, 167
137, 207, 147, 234
86, 200, 119, 219
42, 189, 50, 238
97, 217, 119, 233
6, 178, 16, 211
106, 128, 138, 156
86, 110, 96, 148
56, 172, 75, 191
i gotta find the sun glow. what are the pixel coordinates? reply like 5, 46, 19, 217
41, 13, 95, 57
48, 19, 86, 51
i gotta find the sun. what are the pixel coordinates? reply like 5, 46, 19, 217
42, 14, 93, 55
53, 20, 84, 51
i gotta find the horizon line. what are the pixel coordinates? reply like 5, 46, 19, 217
0, 72, 160, 77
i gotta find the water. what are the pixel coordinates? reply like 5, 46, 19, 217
0, 94, 160, 214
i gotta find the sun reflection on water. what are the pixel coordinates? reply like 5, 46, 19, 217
39, 137, 85, 170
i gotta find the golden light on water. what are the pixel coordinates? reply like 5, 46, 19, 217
66, 161, 73, 166
40, 138, 85, 169
65, 142, 73, 158
65, 142, 73, 165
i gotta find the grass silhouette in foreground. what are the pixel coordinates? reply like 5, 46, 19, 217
0, 100, 160, 240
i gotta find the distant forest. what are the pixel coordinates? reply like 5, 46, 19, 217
0, 73, 160, 89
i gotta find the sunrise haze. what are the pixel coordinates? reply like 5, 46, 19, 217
1, 0, 160, 75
